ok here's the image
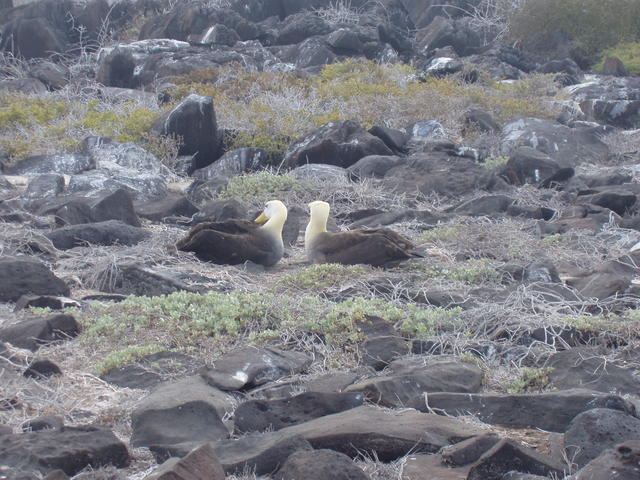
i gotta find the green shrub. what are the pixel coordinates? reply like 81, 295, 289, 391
510, 0, 640, 66
482, 155, 509, 170
507, 367, 552, 393
281, 264, 369, 290
219, 171, 309, 204
595, 42, 640, 74
95, 344, 165, 376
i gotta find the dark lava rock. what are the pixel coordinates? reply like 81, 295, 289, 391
97, 263, 201, 297
274, 449, 369, 480
193, 148, 271, 180
45, 220, 150, 250
14, 295, 79, 311
95, 47, 135, 88
545, 348, 640, 396
356, 314, 409, 370
135, 193, 198, 222
573, 440, 640, 479
282, 120, 393, 168
368, 126, 409, 153
213, 433, 312, 476
564, 408, 640, 468
467, 439, 567, 479
276, 405, 483, 461
0, 257, 69, 302
0, 314, 79, 351
0, 425, 130, 476
101, 351, 202, 390
234, 391, 364, 433
200, 346, 312, 390
463, 109, 500, 134
3, 154, 94, 176
409, 389, 635, 432
346, 360, 482, 407
190, 198, 248, 225
451, 194, 515, 216
145, 443, 225, 480
22, 416, 64, 432
151, 94, 220, 171
131, 376, 232, 450
23, 174, 65, 200
505, 147, 561, 185
23, 359, 62, 379
441, 433, 502, 466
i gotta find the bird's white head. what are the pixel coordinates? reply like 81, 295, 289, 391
305, 201, 330, 251
255, 200, 288, 234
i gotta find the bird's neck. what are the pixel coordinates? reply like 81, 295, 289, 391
261, 215, 286, 240
305, 215, 327, 251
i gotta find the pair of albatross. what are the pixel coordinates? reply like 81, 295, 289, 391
176, 200, 420, 267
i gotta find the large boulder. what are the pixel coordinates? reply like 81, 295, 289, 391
415, 16, 482, 56
283, 121, 393, 168
274, 449, 368, 480
151, 94, 221, 172
131, 376, 233, 451
564, 408, 640, 468
573, 440, 640, 480
500, 118, 609, 166
0, 313, 79, 351
44, 220, 150, 250
0, 426, 129, 476
0, 257, 69, 302
4, 154, 94, 176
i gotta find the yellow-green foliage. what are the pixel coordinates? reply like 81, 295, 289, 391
510, 0, 640, 65
482, 156, 509, 170
281, 263, 369, 290
0, 93, 166, 164
78, 291, 460, 356
418, 224, 466, 243
596, 42, 640, 74
79, 99, 159, 143
507, 367, 552, 393
95, 344, 165, 376
220, 171, 308, 204
416, 260, 501, 284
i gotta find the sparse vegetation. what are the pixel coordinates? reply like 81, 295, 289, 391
220, 171, 311, 205
95, 344, 166, 376
595, 42, 640, 74
506, 367, 552, 393
281, 263, 369, 291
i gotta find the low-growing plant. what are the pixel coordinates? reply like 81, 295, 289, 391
595, 42, 640, 74
418, 224, 466, 243
219, 171, 309, 205
281, 263, 369, 291
95, 344, 166, 376
506, 367, 552, 393
416, 260, 501, 284
482, 155, 509, 170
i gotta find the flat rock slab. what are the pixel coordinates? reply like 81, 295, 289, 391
564, 408, 640, 468
145, 443, 225, 480
131, 375, 232, 449
234, 391, 364, 433
45, 220, 150, 250
0, 426, 129, 475
0, 314, 80, 351
0, 256, 69, 302
277, 405, 484, 461
101, 351, 203, 390
200, 346, 312, 390
409, 389, 636, 432
346, 361, 482, 407
213, 433, 313, 475
545, 349, 640, 396
274, 449, 369, 480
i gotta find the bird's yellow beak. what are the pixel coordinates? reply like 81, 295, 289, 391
255, 212, 268, 224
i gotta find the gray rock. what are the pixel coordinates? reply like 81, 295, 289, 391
274, 449, 368, 480
283, 120, 393, 169
201, 346, 312, 390
145, 443, 225, 480
346, 360, 482, 407
0, 313, 79, 351
0, 426, 129, 476
45, 220, 149, 250
131, 375, 232, 449
0, 257, 69, 302
564, 408, 640, 468
572, 440, 640, 479
276, 405, 483, 461
4, 154, 94, 176
23, 175, 65, 200
234, 391, 364, 433
409, 389, 636, 432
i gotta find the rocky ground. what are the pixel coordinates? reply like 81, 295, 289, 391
1, 0, 640, 479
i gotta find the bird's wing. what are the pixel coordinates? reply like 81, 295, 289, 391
314, 229, 415, 266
